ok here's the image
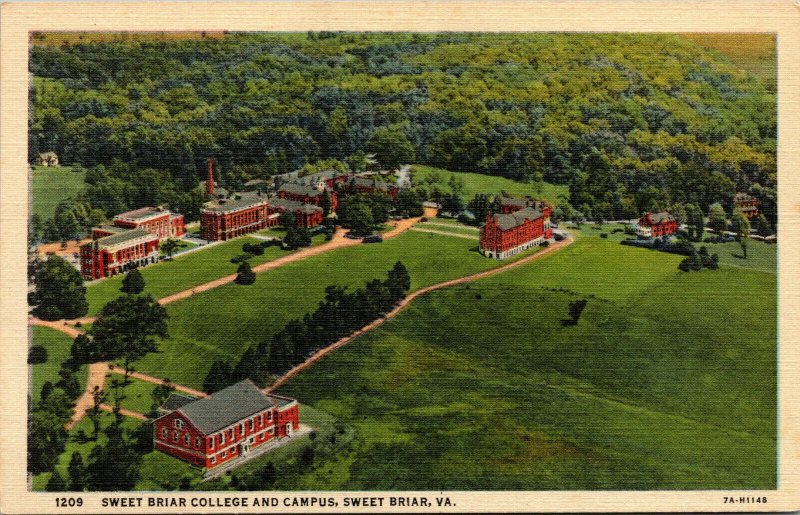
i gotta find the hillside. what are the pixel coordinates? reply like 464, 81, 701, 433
30, 32, 776, 226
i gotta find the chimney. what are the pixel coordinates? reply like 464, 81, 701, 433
207, 159, 215, 196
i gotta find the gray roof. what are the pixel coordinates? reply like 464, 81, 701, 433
177, 380, 278, 435
95, 225, 127, 234
113, 206, 167, 221
96, 228, 155, 247
353, 177, 393, 191
490, 207, 544, 230
269, 196, 323, 214
649, 212, 676, 223
279, 182, 325, 197
734, 192, 757, 202
160, 393, 197, 413
203, 193, 267, 214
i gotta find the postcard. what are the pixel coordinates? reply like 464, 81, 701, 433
1, 1, 798, 513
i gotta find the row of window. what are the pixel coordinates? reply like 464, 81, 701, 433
205, 411, 275, 450
161, 427, 204, 449
208, 429, 276, 464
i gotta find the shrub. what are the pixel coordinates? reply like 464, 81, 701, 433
600, 233, 608, 239
235, 262, 256, 285
28, 345, 48, 364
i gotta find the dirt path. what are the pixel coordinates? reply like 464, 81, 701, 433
37, 238, 91, 257
409, 227, 479, 240
28, 317, 84, 338
66, 362, 108, 430
267, 236, 573, 392
99, 403, 148, 421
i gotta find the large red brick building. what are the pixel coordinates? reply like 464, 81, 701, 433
479, 200, 553, 259
636, 212, 678, 238
154, 380, 300, 469
278, 182, 338, 212
268, 197, 324, 228
80, 228, 160, 279
80, 206, 185, 280
200, 194, 273, 241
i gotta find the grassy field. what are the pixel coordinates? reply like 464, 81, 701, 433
31, 166, 85, 222
105, 375, 164, 415
278, 236, 777, 490
160, 239, 198, 256
132, 230, 539, 389
85, 234, 325, 315
30, 326, 86, 404
680, 33, 776, 90
412, 165, 568, 203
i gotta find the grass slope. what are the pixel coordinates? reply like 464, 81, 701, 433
31, 166, 84, 222
85, 234, 325, 315
31, 326, 85, 404
278, 237, 776, 490
412, 165, 568, 203
133, 230, 536, 388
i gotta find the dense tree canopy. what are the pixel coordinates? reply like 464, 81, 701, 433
31, 32, 776, 225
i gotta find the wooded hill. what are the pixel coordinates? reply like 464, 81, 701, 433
30, 32, 776, 222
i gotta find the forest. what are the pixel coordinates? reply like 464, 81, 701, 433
29, 32, 777, 227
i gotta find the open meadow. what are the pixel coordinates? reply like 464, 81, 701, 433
131, 230, 539, 388
277, 236, 777, 490
412, 165, 568, 204
30, 166, 85, 222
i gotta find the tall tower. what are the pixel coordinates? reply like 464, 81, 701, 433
207, 158, 215, 196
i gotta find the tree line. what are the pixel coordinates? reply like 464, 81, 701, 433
30, 32, 776, 233
204, 261, 411, 392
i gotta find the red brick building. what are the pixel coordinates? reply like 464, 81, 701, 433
636, 212, 678, 238
479, 204, 553, 259
278, 182, 337, 213
154, 380, 300, 469
734, 192, 760, 219
109, 206, 185, 240
351, 177, 399, 199
200, 194, 273, 241
268, 197, 325, 228
80, 228, 160, 279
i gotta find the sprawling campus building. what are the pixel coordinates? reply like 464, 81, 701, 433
154, 380, 300, 469
80, 206, 185, 279
636, 212, 679, 238
479, 196, 553, 259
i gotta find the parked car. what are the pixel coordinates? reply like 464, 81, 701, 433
363, 234, 383, 243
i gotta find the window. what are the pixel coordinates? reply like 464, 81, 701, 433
173, 431, 178, 442
174, 419, 184, 429
228, 429, 233, 440
248, 419, 254, 431
218, 434, 223, 446
267, 411, 272, 421
210, 456, 216, 464
196, 437, 202, 448
161, 428, 168, 439
268, 427, 274, 435
239, 423, 244, 434
249, 437, 254, 444
184, 434, 190, 446
208, 437, 214, 449
230, 446, 236, 454
221, 451, 226, 458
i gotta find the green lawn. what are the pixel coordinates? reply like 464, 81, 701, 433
133, 230, 541, 389
104, 375, 164, 415
31, 326, 85, 404
160, 239, 198, 257
278, 237, 777, 490
31, 165, 85, 222
701, 238, 776, 274
412, 164, 568, 203
416, 221, 481, 236
85, 234, 325, 315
